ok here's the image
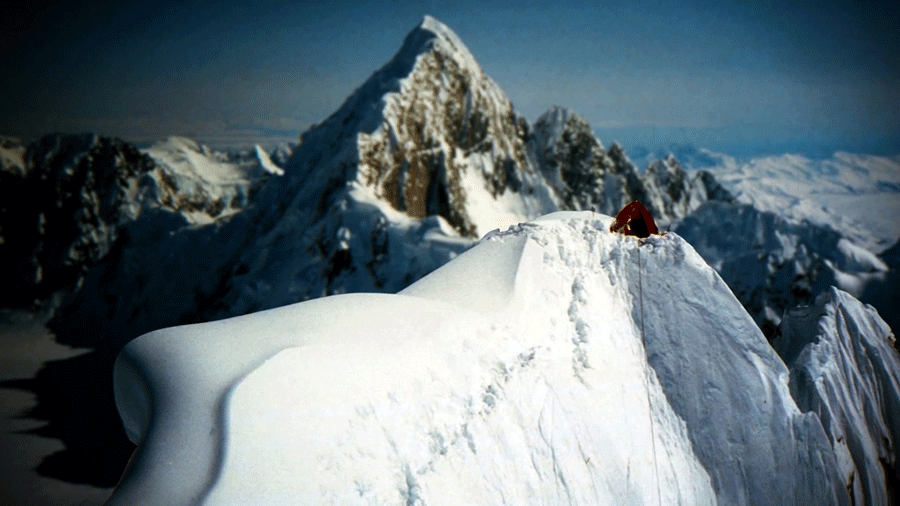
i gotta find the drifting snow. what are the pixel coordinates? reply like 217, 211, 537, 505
108, 212, 863, 505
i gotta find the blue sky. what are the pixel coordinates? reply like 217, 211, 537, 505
2, 0, 898, 156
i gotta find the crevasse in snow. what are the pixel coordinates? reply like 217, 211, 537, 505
107, 212, 863, 506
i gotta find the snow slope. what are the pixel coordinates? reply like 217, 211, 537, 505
774, 288, 900, 506
108, 212, 861, 506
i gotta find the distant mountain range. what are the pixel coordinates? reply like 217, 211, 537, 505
0, 15, 895, 347
1, 15, 898, 499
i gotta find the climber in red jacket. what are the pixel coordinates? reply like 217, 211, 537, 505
609, 201, 659, 238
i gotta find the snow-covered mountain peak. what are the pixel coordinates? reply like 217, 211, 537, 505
143, 136, 258, 183
279, 16, 552, 238
108, 211, 862, 505
411, 15, 480, 70
140, 137, 280, 224
532, 105, 604, 151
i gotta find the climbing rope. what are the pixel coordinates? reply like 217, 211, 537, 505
638, 241, 663, 506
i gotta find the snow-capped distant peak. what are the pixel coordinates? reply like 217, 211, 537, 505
417, 15, 471, 56
254, 144, 284, 176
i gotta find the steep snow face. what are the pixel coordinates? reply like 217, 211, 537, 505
108, 212, 855, 506
774, 288, 900, 506
675, 201, 888, 337
862, 238, 900, 335
222, 182, 474, 317
142, 137, 279, 223
282, 16, 555, 238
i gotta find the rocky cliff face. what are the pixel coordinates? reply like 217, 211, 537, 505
529, 106, 728, 224
0, 134, 156, 307
279, 15, 554, 240
0, 134, 280, 313
2, 17, 732, 345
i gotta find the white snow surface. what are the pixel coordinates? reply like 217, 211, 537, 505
774, 287, 900, 506
141, 136, 279, 223
108, 212, 857, 505
700, 152, 900, 254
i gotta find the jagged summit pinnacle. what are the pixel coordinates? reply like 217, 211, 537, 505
381, 15, 483, 86
287, 15, 488, 161
417, 15, 471, 53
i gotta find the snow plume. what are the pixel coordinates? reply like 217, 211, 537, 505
108, 212, 859, 505
774, 287, 900, 505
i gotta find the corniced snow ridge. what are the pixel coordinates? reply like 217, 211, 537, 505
101, 211, 899, 506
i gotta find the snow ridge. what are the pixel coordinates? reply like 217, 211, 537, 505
107, 212, 857, 505
774, 287, 900, 505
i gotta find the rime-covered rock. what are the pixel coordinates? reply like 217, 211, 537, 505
529, 107, 729, 224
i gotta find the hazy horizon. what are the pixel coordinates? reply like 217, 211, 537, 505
3, 0, 898, 157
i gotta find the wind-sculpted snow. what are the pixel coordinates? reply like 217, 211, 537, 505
108, 212, 859, 505
774, 288, 900, 505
